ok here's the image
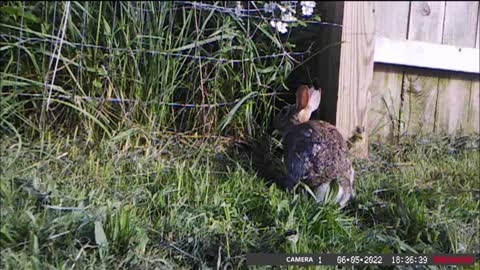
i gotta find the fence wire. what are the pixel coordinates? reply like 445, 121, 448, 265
1, 1, 343, 109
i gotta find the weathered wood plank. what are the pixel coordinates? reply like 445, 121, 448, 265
402, 1, 446, 135
402, 68, 439, 135
374, 1, 410, 39
369, 1, 409, 142
466, 20, 480, 133
336, 1, 375, 157
374, 37, 480, 74
464, 78, 480, 133
369, 64, 404, 142
441, 1, 479, 47
408, 1, 446, 43
436, 1, 478, 134
436, 73, 473, 134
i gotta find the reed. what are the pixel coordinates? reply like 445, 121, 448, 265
1, 1, 298, 144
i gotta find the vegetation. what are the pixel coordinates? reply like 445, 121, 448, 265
1, 134, 479, 269
1, 1, 314, 139
1, 1, 479, 269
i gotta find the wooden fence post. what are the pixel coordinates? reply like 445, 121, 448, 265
335, 1, 375, 158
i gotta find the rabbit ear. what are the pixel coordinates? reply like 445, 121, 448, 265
306, 87, 321, 113
296, 85, 310, 112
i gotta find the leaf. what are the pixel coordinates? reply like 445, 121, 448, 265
257, 66, 276, 74
0, 79, 31, 87
103, 18, 111, 36
167, 34, 235, 53
219, 92, 258, 131
94, 221, 108, 247
93, 79, 102, 89
31, 233, 39, 256
23, 12, 41, 24
50, 98, 112, 138
0, 6, 21, 17
299, 182, 316, 200
2, 73, 67, 93
296, 20, 307, 27
0, 6, 40, 23
0, 45, 13, 52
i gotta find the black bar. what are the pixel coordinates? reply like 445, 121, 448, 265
246, 254, 478, 266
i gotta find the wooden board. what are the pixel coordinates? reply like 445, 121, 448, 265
374, 36, 479, 74
369, 64, 404, 142
373, 1, 410, 38
336, 1, 375, 158
441, 2, 478, 46
408, 2, 446, 43
402, 1, 446, 135
464, 78, 480, 133
466, 20, 480, 133
369, 1, 409, 142
436, 73, 473, 134
402, 68, 440, 135
435, 1, 479, 134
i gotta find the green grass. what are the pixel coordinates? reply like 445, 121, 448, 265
0, 1, 300, 140
1, 134, 479, 269
1, 2, 479, 269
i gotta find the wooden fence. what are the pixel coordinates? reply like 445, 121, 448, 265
368, 1, 480, 143
266, 2, 478, 157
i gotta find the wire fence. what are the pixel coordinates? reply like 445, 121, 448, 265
0, 91, 287, 108
0, 33, 306, 64
1, 1, 343, 110
115, 1, 344, 28
175, 1, 344, 28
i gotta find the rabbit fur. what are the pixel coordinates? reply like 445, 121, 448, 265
273, 85, 356, 208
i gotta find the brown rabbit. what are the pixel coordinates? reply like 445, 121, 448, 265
273, 85, 355, 208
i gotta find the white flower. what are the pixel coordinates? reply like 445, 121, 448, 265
300, 1, 316, 16
270, 20, 277, 28
281, 12, 297, 22
300, 1, 316, 8
275, 21, 288, 34
270, 20, 289, 34
302, 6, 314, 17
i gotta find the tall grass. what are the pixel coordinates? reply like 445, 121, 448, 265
0, 132, 479, 269
2, 2, 479, 269
1, 1, 298, 145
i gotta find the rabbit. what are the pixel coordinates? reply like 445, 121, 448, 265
273, 85, 356, 208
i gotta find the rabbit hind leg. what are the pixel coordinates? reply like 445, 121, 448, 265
349, 168, 356, 199
314, 182, 330, 204
336, 178, 353, 208
334, 185, 345, 206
